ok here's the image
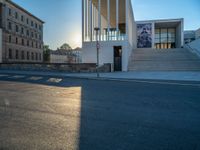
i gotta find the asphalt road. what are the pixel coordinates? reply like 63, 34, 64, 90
0, 73, 200, 150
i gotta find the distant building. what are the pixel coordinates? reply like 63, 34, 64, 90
50, 48, 81, 64
0, 0, 44, 63
196, 28, 200, 39
184, 30, 196, 44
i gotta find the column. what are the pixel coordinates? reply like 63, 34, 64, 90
116, 0, 119, 40
98, 0, 101, 41
82, 0, 84, 42
125, 0, 128, 41
89, 0, 92, 41
85, 0, 88, 41
107, 0, 110, 40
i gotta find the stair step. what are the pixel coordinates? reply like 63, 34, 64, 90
128, 48, 200, 71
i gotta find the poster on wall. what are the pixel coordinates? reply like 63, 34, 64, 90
137, 23, 152, 48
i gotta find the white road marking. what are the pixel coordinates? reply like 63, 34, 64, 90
101, 78, 200, 87
9, 75, 25, 79
28, 76, 43, 81
47, 78, 62, 83
0, 74, 9, 77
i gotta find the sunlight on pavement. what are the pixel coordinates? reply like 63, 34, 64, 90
0, 81, 82, 149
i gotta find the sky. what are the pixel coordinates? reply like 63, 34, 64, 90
13, 0, 200, 50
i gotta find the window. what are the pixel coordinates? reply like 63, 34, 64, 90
16, 37, 18, 44
27, 52, 30, 60
39, 53, 41, 60
35, 33, 37, 39
21, 51, 25, 60
39, 34, 42, 40
9, 8, 12, 16
32, 41, 34, 47
16, 50, 19, 59
8, 22, 12, 30
31, 52, 34, 60
16, 25, 18, 32
15, 12, 18, 19
22, 39, 24, 46
26, 18, 29, 25
21, 27, 24, 34
26, 30, 29, 36
9, 35, 12, 43
27, 40, 29, 46
35, 23, 37, 29
36, 42, 38, 48
21, 15, 24, 22
31, 32, 33, 38
9, 49, 12, 59
35, 53, 38, 60
39, 25, 42, 31
31, 21, 33, 27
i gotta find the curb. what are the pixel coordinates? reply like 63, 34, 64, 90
1, 70, 200, 87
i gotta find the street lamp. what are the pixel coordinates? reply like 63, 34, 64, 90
94, 27, 100, 77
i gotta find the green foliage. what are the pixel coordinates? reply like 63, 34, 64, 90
43, 45, 51, 62
60, 43, 72, 50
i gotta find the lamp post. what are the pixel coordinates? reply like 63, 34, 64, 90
94, 27, 100, 77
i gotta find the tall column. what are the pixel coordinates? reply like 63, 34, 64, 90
116, 0, 119, 40
125, 0, 128, 41
82, 0, 84, 42
85, 0, 89, 41
98, 0, 101, 41
107, 0, 110, 40
89, 0, 92, 41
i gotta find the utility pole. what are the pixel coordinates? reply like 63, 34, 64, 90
94, 27, 100, 77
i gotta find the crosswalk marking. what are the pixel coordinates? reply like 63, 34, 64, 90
0, 74, 9, 77
1, 74, 64, 84
9, 75, 25, 79
47, 78, 62, 83
28, 76, 43, 81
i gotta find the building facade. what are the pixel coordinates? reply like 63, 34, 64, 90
50, 49, 82, 64
136, 19, 184, 49
196, 28, 200, 40
0, 0, 44, 63
81, 0, 186, 71
82, 0, 137, 71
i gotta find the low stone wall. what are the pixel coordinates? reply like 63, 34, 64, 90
0, 63, 111, 73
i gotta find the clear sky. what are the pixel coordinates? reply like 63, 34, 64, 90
13, 0, 200, 50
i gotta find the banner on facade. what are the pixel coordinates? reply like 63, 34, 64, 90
137, 23, 152, 48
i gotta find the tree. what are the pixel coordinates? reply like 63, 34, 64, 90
43, 45, 51, 62
60, 43, 72, 50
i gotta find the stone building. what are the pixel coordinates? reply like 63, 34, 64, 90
0, 0, 44, 63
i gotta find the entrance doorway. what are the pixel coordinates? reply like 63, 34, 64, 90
155, 28, 176, 49
114, 46, 122, 71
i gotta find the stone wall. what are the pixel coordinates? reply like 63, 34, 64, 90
0, 63, 111, 73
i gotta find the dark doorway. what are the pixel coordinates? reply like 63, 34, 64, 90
114, 46, 122, 71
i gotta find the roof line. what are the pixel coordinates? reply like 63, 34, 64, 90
6, 0, 45, 23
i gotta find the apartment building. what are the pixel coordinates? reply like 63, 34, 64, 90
0, 0, 44, 63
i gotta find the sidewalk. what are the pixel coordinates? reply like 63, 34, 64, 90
1, 69, 200, 82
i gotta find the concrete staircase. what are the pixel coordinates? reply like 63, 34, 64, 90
128, 48, 200, 71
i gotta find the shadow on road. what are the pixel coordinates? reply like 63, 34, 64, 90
0, 76, 200, 150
